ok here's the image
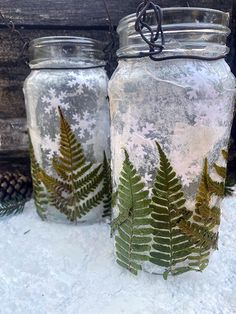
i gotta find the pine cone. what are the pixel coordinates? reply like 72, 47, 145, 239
0, 172, 32, 202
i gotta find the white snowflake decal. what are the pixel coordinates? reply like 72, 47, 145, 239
67, 72, 81, 87
66, 72, 86, 95
140, 122, 156, 137
41, 88, 69, 114
41, 134, 60, 159
180, 172, 195, 187
181, 65, 220, 101
71, 110, 96, 139
67, 72, 95, 94
127, 120, 158, 162
144, 173, 153, 184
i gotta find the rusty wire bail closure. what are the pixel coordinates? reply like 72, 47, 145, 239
118, 1, 228, 62
101, 0, 118, 76
135, 0, 165, 60
0, 10, 30, 64
102, 0, 116, 54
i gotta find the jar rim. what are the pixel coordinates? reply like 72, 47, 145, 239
118, 7, 229, 29
29, 36, 106, 69
117, 7, 230, 59
29, 36, 103, 49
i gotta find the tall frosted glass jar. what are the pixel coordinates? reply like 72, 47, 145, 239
109, 8, 236, 277
23, 37, 110, 224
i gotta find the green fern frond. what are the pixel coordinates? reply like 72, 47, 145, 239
102, 152, 112, 219
194, 158, 210, 209
207, 175, 225, 198
222, 150, 228, 161
149, 142, 193, 279
114, 150, 152, 275
213, 164, 227, 180
197, 205, 221, 228
39, 107, 105, 222
111, 191, 118, 207
39, 170, 72, 195
52, 158, 70, 181
29, 136, 48, 220
79, 189, 106, 216
215, 149, 231, 196
73, 163, 93, 181
75, 165, 103, 199
178, 220, 218, 249
194, 159, 222, 222
178, 158, 221, 271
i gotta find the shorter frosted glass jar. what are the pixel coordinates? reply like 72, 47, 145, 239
24, 36, 110, 224
109, 8, 236, 277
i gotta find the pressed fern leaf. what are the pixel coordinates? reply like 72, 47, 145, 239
222, 150, 228, 161
113, 150, 152, 275
178, 220, 218, 250
194, 160, 221, 225
102, 152, 112, 219
29, 137, 48, 220
213, 149, 233, 196
207, 175, 225, 198
39, 107, 105, 222
149, 142, 193, 279
213, 164, 227, 180
178, 158, 221, 271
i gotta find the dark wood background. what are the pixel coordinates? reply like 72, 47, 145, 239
0, 0, 235, 179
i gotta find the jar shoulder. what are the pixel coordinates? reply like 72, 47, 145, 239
109, 59, 235, 86
24, 68, 108, 87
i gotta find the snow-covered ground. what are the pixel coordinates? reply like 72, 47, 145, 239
0, 197, 235, 314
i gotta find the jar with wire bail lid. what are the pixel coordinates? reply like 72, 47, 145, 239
23, 36, 111, 224
109, 5, 236, 278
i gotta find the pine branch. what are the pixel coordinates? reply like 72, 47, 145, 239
0, 199, 25, 217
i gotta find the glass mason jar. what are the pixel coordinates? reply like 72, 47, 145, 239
23, 36, 111, 224
109, 8, 236, 277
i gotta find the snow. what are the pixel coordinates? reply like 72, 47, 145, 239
0, 196, 236, 314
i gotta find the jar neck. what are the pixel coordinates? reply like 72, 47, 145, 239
117, 7, 230, 59
29, 36, 106, 69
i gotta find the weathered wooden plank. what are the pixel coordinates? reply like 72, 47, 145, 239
0, 29, 111, 120
0, 118, 28, 150
0, 0, 233, 28
0, 63, 28, 119
0, 150, 30, 174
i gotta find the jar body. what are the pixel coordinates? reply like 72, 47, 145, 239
24, 65, 110, 223
109, 57, 235, 272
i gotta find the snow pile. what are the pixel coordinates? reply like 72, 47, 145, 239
0, 197, 235, 314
